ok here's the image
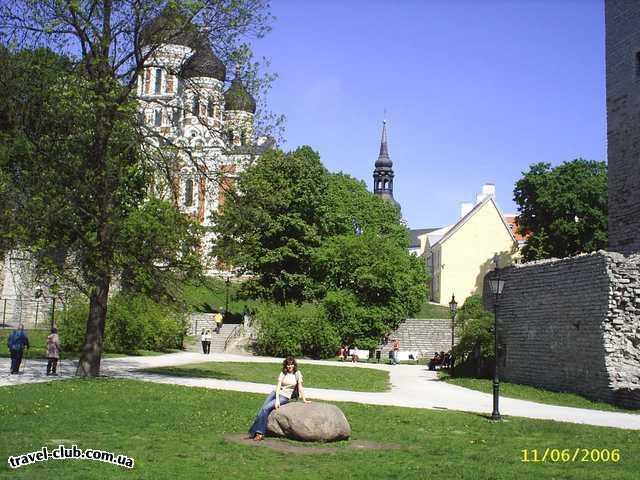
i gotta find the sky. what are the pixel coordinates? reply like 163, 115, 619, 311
252, 0, 606, 229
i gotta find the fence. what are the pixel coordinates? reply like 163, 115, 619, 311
0, 297, 60, 329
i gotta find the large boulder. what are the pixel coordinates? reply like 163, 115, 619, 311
266, 402, 351, 442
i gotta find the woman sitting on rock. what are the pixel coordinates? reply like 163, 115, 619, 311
249, 356, 311, 441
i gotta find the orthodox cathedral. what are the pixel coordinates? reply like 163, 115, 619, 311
137, 12, 270, 268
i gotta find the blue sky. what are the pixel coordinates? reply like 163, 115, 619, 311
252, 0, 606, 229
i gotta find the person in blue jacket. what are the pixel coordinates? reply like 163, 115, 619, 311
7, 324, 30, 374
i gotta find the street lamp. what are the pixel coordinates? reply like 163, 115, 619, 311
449, 294, 457, 376
224, 274, 231, 322
488, 255, 505, 421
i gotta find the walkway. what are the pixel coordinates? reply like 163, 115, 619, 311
1, 352, 639, 430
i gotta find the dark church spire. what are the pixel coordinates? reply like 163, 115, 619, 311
373, 120, 399, 208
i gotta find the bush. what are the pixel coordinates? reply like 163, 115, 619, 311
454, 295, 495, 371
253, 302, 340, 359
58, 297, 89, 352
57, 292, 187, 353
299, 310, 340, 359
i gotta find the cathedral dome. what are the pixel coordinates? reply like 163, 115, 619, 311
139, 7, 199, 48
224, 77, 256, 114
181, 40, 226, 82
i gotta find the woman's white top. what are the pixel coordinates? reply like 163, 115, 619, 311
277, 370, 303, 400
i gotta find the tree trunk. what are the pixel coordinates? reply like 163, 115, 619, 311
77, 277, 110, 376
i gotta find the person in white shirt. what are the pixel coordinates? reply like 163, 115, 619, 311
248, 356, 311, 441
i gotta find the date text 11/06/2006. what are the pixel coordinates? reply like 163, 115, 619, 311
521, 448, 620, 463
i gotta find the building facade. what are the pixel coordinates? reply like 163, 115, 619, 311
606, 0, 640, 255
423, 185, 517, 306
137, 13, 265, 270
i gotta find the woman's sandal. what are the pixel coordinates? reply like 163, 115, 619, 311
253, 433, 264, 441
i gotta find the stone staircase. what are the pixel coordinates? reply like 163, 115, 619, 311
380, 319, 456, 358
189, 314, 239, 353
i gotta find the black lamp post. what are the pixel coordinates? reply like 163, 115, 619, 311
449, 294, 457, 376
488, 255, 505, 421
224, 275, 231, 322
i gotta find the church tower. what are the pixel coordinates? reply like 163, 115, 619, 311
373, 120, 399, 208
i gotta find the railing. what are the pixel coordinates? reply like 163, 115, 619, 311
0, 297, 58, 329
223, 324, 242, 351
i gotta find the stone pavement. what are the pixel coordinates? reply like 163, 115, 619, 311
1, 351, 639, 430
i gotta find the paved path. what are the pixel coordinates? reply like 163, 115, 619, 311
1, 352, 639, 430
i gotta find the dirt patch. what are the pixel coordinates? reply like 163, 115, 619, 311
222, 433, 403, 455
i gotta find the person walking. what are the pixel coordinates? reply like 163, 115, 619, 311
390, 339, 401, 365
204, 329, 212, 354
7, 324, 30, 374
214, 310, 223, 334
248, 357, 311, 441
46, 327, 61, 376
200, 329, 207, 354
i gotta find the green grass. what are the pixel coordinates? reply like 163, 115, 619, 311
0, 379, 638, 479
415, 300, 450, 319
142, 361, 390, 392
183, 278, 258, 317
439, 372, 639, 414
0, 329, 179, 360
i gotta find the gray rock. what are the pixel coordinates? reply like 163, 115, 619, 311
266, 402, 351, 442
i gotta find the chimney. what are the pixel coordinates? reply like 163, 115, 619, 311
460, 202, 474, 218
476, 183, 496, 203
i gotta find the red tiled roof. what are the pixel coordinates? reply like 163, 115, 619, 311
503, 214, 528, 243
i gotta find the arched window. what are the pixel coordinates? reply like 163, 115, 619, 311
240, 131, 247, 146
207, 100, 214, 117
172, 108, 181, 126
154, 68, 162, 94
227, 130, 234, 145
184, 179, 194, 207
154, 109, 162, 127
192, 95, 200, 116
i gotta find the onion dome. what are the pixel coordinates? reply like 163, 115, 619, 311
374, 120, 393, 168
181, 39, 226, 81
224, 69, 256, 114
139, 7, 199, 48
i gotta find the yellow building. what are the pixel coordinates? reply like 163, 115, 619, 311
424, 190, 518, 306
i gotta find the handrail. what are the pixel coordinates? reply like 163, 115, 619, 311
223, 324, 242, 351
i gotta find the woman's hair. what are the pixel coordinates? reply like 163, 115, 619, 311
281, 356, 298, 374
51, 327, 57, 334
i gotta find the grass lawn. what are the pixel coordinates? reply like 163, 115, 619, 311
439, 372, 639, 414
143, 361, 390, 392
0, 328, 179, 360
415, 300, 450, 319
183, 278, 259, 317
0, 379, 638, 479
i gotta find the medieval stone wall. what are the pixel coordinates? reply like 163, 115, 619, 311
484, 251, 640, 408
606, 0, 640, 255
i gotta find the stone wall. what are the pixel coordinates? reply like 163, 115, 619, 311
484, 251, 640, 408
380, 319, 456, 358
606, 0, 640, 255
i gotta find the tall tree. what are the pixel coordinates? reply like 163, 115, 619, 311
212, 146, 329, 304
513, 159, 607, 261
0, 1, 274, 375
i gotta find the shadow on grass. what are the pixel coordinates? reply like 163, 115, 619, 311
141, 366, 236, 380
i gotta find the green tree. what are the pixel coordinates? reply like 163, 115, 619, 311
0, 1, 275, 376
453, 294, 495, 364
0, 48, 201, 374
323, 172, 407, 245
513, 159, 607, 261
213, 147, 428, 349
315, 232, 427, 348
212, 146, 329, 304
